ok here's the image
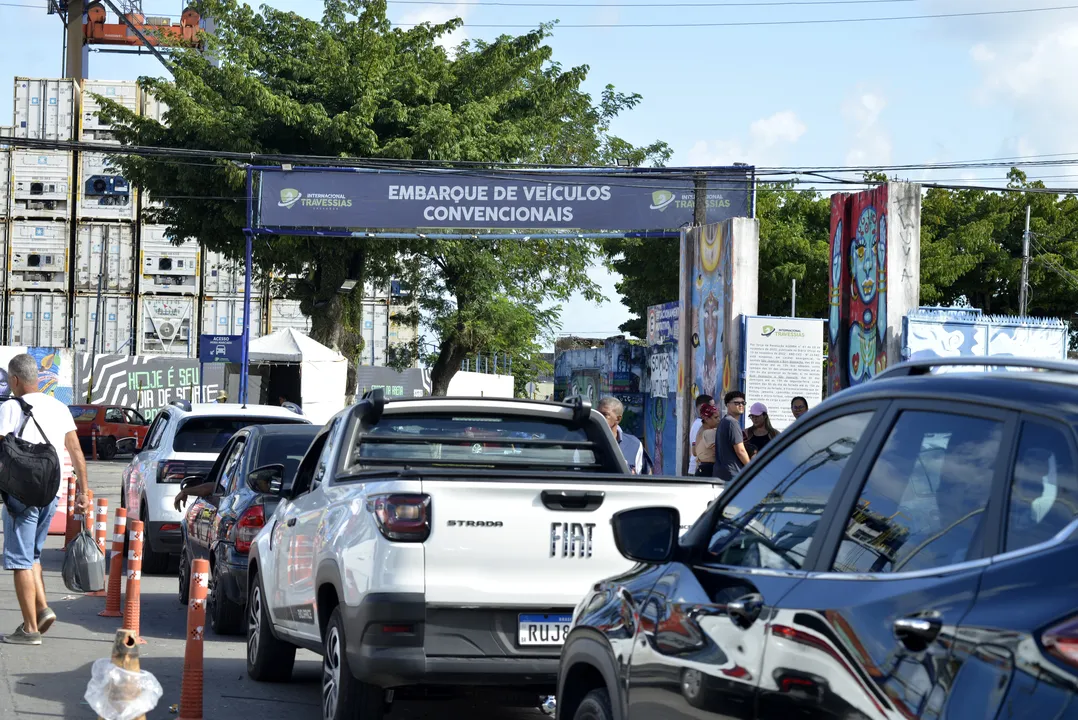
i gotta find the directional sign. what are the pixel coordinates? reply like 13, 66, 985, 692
199, 334, 244, 364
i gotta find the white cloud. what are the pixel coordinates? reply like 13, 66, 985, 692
687, 110, 807, 166
842, 89, 892, 166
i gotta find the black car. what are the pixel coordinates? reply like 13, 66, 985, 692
178, 423, 321, 634
557, 357, 1078, 720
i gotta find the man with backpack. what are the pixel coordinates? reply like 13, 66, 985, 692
0, 354, 88, 645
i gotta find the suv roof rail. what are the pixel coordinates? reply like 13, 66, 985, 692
169, 398, 192, 412
875, 356, 1078, 380
562, 393, 592, 425
357, 387, 386, 425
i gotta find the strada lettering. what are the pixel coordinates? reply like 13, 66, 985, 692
447, 520, 504, 527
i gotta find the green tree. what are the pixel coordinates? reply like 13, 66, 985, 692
97, 0, 667, 393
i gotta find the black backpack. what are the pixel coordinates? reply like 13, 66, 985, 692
0, 397, 61, 508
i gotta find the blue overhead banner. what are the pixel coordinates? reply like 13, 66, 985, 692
256, 169, 752, 232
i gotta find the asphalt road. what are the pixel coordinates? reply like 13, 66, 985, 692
0, 460, 550, 719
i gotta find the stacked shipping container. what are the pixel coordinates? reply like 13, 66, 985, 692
2, 77, 429, 360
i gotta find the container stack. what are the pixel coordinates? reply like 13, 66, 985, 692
267, 298, 311, 335
8, 78, 79, 347
137, 224, 199, 357
202, 248, 263, 345
75, 80, 139, 355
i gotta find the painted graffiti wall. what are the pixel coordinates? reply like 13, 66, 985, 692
677, 217, 759, 473
827, 182, 921, 394
644, 302, 679, 476
0, 347, 75, 402
74, 354, 226, 420
904, 308, 1068, 371
553, 339, 647, 439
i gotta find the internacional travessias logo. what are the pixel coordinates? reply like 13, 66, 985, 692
650, 190, 676, 212
278, 187, 353, 210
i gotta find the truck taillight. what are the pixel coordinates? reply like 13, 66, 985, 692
366, 493, 430, 542
1044, 616, 1078, 668
233, 505, 265, 554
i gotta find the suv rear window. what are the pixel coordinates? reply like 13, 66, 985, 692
350, 413, 599, 470
174, 416, 307, 454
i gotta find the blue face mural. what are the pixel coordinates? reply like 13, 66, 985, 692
851, 207, 879, 304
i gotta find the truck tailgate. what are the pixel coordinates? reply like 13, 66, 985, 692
421, 478, 720, 607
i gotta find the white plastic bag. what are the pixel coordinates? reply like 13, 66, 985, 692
83, 657, 163, 720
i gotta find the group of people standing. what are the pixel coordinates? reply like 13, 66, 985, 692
689, 392, 809, 480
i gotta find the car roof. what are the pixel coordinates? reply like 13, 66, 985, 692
829, 369, 1078, 424
165, 402, 308, 420
246, 423, 321, 437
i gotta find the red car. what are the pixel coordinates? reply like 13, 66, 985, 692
68, 404, 151, 460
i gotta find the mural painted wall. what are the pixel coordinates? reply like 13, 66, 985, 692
553, 339, 646, 439
828, 182, 921, 394
0, 347, 75, 402
677, 217, 759, 473
904, 308, 1068, 369
644, 303, 679, 475
74, 354, 226, 420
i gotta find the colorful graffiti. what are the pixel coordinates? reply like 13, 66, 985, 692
904, 308, 1068, 368
74, 354, 225, 420
553, 339, 647, 438
829, 186, 889, 392
689, 223, 734, 401
0, 347, 74, 402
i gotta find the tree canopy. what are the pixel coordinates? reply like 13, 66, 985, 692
98, 0, 668, 394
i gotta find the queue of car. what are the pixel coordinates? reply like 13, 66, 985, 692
115, 358, 1078, 720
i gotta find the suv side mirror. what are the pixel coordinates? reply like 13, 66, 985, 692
611, 506, 680, 564
116, 438, 137, 455
248, 463, 286, 495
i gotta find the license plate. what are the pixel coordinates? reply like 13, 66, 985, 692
518, 614, 573, 646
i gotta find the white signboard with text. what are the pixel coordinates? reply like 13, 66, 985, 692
743, 316, 825, 431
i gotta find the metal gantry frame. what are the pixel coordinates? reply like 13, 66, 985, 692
238, 164, 757, 405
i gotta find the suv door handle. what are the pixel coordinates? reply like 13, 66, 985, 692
541, 490, 605, 511
727, 593, 764, 629
893, 615, 942, 650
286, 518, 297, 527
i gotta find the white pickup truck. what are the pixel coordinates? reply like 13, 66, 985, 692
244, 392, 722, 720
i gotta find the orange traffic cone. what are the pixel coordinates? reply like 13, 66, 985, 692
100, 508, 127, 617
178, 558, 209, 720
83, 489, 95, 534
122, 519, 146, 644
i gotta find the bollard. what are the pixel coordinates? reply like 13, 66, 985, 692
96, 628, 149, 720
88, 497, 110, 597
64, 473, 78, 546
100, 508, 127, 618
178, 558, 208, 720
83, 489, 95, 534
122, 520, 145, 644
92, 425, 98, 461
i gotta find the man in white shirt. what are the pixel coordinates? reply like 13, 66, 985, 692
0, 354, 89, 645
688, 394, 714, 475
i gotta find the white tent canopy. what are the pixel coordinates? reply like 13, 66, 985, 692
248, 328, 347, 425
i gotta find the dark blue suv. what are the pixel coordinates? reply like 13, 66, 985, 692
557, 357, 1078, 720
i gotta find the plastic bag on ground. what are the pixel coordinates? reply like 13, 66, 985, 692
63, 527, 105, 593
84, 657, 163, 720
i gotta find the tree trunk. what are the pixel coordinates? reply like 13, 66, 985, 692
429, 337, 468, 397
299, 245, 367, 400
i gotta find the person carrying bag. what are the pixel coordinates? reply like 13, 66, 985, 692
0, 354, 90, 646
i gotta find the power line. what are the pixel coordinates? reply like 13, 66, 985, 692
388, 0, 931, 6
394, 3, 1078, 28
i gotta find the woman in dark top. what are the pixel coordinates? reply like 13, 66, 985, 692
745, 401, 779, 456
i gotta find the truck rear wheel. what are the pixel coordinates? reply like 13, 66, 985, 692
323, 606, 386, 720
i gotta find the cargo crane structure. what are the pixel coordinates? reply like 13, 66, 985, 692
48, 0, 212, 79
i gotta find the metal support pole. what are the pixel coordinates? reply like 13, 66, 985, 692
87, 225, 108, 402
241, 166, 255, 406
1020, 204, 1031, 317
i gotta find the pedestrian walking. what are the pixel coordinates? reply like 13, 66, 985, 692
693, 404, 720, 476
598, 396, 645, 474
745, 402, 780, 456
791, 396, 809, 421
0, 354, 89, 645
713, 391, 750, 482
688, 394, 714, 476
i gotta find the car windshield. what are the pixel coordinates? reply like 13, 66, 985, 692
174, 416, 307, 454
349, 413, 599, 470
253, 430, 320, 485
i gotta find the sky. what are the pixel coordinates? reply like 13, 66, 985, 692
3, 0, 1078, 350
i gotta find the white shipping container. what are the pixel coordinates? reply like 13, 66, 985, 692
81, 80, 139, 138
0, 127, 12, 149
201, 297, 263, 339
73, 294, 133, 353
11, 150, 72, 220
14, 78, 78, 141
9, 220, 69, 291
141, 88, 169, 125
137, 295, 195, 357
75, 222, 135, 293
78, 152, 135, 221
268, 298, 311, 335
139, 225, 199, 294
202, 249, 260, 296
0, 151, 8, 218
8, 292, 68, 346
